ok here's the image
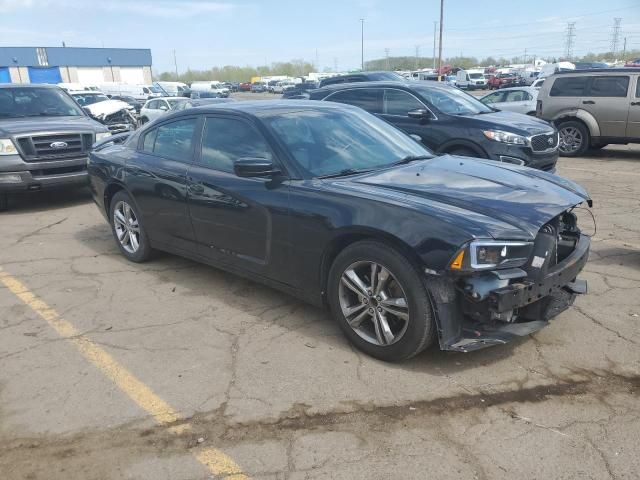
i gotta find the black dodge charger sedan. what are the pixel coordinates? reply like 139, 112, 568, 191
307, 81, 559, 172
88, 101, 590, 361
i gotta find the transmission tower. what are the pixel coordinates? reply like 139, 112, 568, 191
611, 18, 622, 55
564, 22, 576, 60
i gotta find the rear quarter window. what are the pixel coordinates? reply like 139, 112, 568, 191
549, 76, 588, 97
586, 76, 629, 97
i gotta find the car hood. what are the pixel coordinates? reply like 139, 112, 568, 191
337, 155, 590, 240
458, 110, 553, 135
0, 115, 105, 136
84, 100, 132, 118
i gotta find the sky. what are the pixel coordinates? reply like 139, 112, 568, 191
1, 0, 639, 73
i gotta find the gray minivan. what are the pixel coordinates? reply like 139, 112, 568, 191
537, 69, 640, 156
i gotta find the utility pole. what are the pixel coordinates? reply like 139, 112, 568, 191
437, 0, 444, 81
524, 48, 527, 65
415, 45, 420, 70
611, 18, 622, 57
315, 48, 319, 72
360, 19, 365, 71
432, 21, 437, 70
173, 49, 178, 80
385, 48, 390, 70
564, 22, 576, 60
622, 37, 627, 59
333, 57, 338, 72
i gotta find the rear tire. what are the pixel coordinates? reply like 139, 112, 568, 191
558, 120, 589, 157
109, 191, 152, 263
327, 240, 436, 362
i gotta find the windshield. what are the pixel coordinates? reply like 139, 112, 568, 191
167, 99, 183, 108
72, 93, 109, 106
0, 87, 85, 118
263, 107, 432, 178
413, 85, 493, 115
469, 73, 484, 79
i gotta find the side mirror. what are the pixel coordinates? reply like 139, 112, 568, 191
407, 109, 431, 120
234, 158, 280, 178
159, 105, 168, 111
409, 134, 422, 142
82, 106, 93, 117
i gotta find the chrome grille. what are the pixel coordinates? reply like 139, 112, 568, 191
16, 133, 93, 162
530, 132, 559, 152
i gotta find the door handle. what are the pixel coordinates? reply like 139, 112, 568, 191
631, 102, 640, 106
582, 100, 595, 105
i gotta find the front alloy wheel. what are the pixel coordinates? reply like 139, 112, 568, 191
558, 121, 589, 156
339, 261, 410, 346
328, 240, 436, 361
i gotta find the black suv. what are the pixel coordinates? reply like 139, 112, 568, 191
308, 81, 559, 171
0, 84, 110, 211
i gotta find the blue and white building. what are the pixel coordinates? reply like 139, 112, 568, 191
0, 47, 153, 85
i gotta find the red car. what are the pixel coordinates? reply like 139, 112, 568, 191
624, 58, 640, 67
487, 73, 519, 90
239, 82, 252, 91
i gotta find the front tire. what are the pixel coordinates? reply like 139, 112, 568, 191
109, 191, 152, 262
558, 120, 589, 157
327, 240, 436, 361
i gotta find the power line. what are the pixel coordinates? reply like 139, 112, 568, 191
611, 17, 622, 55
565, 22, 576, 59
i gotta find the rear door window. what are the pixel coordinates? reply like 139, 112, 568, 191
550, 77, 589, 97
586, 76, 629, 97
326, 89, 383, 114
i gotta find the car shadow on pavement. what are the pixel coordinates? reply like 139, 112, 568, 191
74, 223, 523, 373
3, 187, 92, 214
584, 147, 640, 160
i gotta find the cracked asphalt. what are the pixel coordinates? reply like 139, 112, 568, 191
1, 146, 639, 479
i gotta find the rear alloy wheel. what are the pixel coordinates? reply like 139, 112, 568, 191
558, 121, 589, 157
328, 240, 436, 361
110, 191, 152, 262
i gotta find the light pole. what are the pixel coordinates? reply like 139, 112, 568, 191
360, 18, 365, 71
437, 0, 444, 81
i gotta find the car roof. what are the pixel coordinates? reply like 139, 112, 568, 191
0, 83, 59, 89
315, 80, 451, 93
180, 99, 361, 117
555, 68, 639, 75
490, 86, 537, 92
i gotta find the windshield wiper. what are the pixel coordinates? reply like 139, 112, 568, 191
390, 154, 432, 166
318, 168, 376, 179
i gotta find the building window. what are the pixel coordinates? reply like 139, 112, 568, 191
36, 47, 49, 67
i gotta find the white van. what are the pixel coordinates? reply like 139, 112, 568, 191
99, 83, 161, 101
456, 69, 487, 90
154, 81, 189, 96
189, 81, 230, 98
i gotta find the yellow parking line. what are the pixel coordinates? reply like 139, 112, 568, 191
0, 268, 249, 479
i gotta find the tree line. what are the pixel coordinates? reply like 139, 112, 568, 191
155, 49, 640, 83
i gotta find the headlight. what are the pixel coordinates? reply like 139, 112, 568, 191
96, 132, 111, 141
0, 138, 18, 156
483, 130, 526, 146
449, 240, 533, 271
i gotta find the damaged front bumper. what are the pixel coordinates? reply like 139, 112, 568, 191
428, 233, 590, 352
